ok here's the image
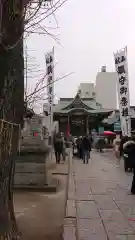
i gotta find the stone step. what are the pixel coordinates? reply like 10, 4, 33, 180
15, 162, 46, 173
14, 173, 47, 185
14, 177, 59, 192
15, 154, 46, 163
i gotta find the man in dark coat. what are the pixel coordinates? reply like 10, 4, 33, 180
81, 136, 91, 164
76, 137, 83, 159
53, 134, 63, 164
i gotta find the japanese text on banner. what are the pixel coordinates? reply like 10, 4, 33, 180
45, 49, 54, 134
114, 47, 131, 137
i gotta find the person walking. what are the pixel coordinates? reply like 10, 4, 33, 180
81, 136, 91, 164
113, 135, 121, 158
76, 137, 83, 159
119, 135, 128, 158
120, 135, 130, 172
97, 135, 105, 152
54, 133, 63, 164
123, 136, 135, 194
72, 137, 76, 156
131, 136, 135, 194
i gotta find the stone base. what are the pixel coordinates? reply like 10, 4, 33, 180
14, 148, 52, 189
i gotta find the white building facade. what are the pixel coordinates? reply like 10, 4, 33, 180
95, 66, 117, 109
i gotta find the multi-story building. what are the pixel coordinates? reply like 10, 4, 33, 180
95, 66, 117, 109
78, 83, 96, 99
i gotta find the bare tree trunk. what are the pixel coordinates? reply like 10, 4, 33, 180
0, 0, 24, 125
1, 38, 24, 126
0, 1, 24, 238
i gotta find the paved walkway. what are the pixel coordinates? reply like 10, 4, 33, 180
74, 150, 135, 240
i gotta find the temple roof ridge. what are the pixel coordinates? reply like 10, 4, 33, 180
62, 92, 93, 110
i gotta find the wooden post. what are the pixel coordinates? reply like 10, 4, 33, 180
68, 115, 70, 129
86, 116, 89, 135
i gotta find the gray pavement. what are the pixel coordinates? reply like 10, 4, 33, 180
73, 150, 135, 240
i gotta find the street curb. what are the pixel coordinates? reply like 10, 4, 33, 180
63, 149, 77, 240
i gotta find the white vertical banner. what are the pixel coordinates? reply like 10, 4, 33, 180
114, 47, 131, 137
45, 48, 54, 136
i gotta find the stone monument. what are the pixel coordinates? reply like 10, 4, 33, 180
14, 115, 53, 189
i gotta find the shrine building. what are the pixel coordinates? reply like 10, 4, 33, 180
53, 92, 113, 136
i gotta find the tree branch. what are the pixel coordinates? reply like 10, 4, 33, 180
26, 72, 74, 102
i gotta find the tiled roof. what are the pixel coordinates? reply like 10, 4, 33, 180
53, 93, 113, 116
53, 105, 112, 115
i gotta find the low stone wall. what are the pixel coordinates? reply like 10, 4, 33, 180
63, 149, 76, 240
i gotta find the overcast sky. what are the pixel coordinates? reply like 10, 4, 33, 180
26, 0, 135, 112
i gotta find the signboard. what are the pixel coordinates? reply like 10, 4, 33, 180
98, 126, 104, 134
114, 121, 121, 132
72, 120, 84, 126
45, 48, 54, 136
114, 47, 131, 137
30, 116, 42, 131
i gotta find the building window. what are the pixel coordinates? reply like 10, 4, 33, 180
92, 92, 95, 96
